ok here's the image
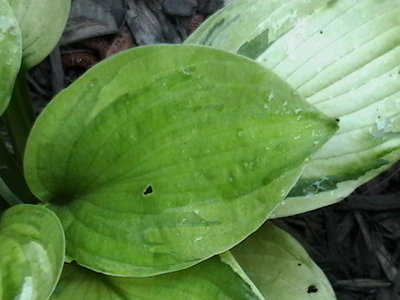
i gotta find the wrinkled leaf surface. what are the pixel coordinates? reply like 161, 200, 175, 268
24, 44, 336, 276
187, 0, 400, 216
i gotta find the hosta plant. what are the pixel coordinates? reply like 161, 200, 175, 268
1, 0, 399, 299
1, 39, 337, 298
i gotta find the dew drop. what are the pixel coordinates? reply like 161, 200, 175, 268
268, 91, 275, 101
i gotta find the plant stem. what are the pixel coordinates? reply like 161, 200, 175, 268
2, 70, 35, 165
0, 69, 37, 204
0, 139, 37, 204
0, 177, 23, 206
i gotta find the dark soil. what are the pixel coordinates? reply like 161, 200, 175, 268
27, 1, 400, 299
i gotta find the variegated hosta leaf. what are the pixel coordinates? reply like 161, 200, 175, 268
7, 0, 70, 69
187, 0, 400, 216
50, 257, 263, 300
0, 0, 21, 115
0, 204, 65, 300
230, 222, 336, 300
24, 44, 336, 276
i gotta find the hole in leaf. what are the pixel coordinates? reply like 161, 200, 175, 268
319, 30, 323, 34
297, 263, 302, 266
307, 285, 318, 293
143, 185, 153, 196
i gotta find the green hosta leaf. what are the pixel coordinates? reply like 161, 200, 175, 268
0, 268, 2, 300
230, 222, 336, 300
24, 44, 336, 276
7, 0, 70, 69
187, 0, 400, 216
0, 204, 65, 300
51, 257, 263, 300
0, 0, 21, 115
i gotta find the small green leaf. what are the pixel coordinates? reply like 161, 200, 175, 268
187, 0, 400, 215
51, 257, 263, 300
0, 0, 21, 115
0, 204, 65, 300
7, 0, 70, 69
24, 44, 336, 276
230, 222, 336, 300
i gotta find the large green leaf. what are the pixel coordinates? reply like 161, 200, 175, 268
6, 0, 70, 69
24, 44, 336, 276
230, 222, 336, 300
51, 257, 264, 300
187, 0, 400, 216
0, 0, 21, 115
0, 204, 65, 300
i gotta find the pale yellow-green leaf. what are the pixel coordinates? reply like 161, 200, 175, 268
230, 222, 336, 300
187, 0, 400, 216
7, 0, 70, 69
0, 0, 21, 115
0, 204, 65, 300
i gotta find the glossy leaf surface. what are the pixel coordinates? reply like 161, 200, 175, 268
0, 204, 65, 300
24, 44, 336, 276
187, 0, 400, 216
7, 0, 70, 69
0, 0, 21, 115
231, 222, 336, 300
51, 257, 263, 300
